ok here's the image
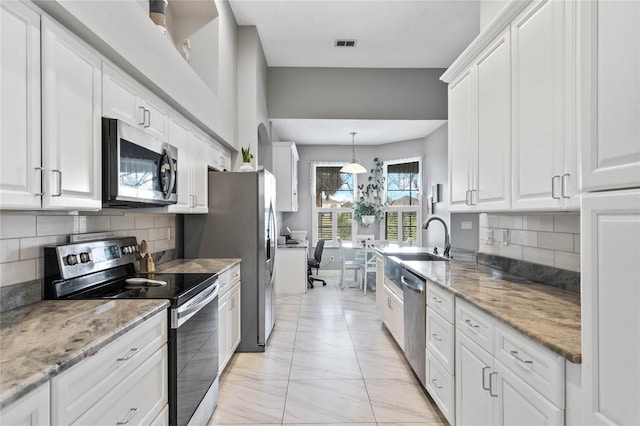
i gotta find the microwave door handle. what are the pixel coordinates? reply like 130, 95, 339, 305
164, 148, 176, 200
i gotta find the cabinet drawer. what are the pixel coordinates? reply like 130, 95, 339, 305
426, 351, 455, 425
72, 345, 168, 425
456, 298, 494, 355
52, 311, 167, 424
426, 307, 455, 375
495, 323, 565, 407
426, 281, 455, 323
218, 263, 241, 296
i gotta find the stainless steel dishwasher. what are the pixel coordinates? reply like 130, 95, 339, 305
402, 266, 427, 387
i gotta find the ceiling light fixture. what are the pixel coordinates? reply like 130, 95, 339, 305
340, 132, 367, 174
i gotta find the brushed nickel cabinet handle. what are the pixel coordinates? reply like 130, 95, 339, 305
117, 347, 138, 361
510, 350, 534, 365
432, 333, 443, 342
464, 318, 480, 329
34, 167, 45, 196
52, 170, 62, 197
561, 173, 570, 199
489, 372, 498, 397
431, 378, 443, 389
116, 408, 138, 425
551, 175, 561, 199
144, 108, 151, 128
138, 106, 146, 125
482, 366, 491, 390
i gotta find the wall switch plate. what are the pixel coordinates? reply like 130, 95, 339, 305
461, 221, 472, 230
485, 230, 493, 245
502, 229, 509, 246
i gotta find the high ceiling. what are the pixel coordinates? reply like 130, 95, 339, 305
228, 0, 481, 145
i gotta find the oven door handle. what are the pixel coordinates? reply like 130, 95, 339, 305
172, 285, 218, 329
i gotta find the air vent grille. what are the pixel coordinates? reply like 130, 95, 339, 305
335, 39, 357, 47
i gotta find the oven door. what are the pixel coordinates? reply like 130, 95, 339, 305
169, 283, 219, 426
103, 118, 178, 207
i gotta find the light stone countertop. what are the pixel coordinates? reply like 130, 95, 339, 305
0, 299, 169, 409
400, 258, 581, 364
155, 258, 240, 274
277, 240, 309, 249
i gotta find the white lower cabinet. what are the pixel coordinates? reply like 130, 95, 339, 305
0, 382, 50, 425
380, 281, 404, 350
218, 264, 242, 372
52, 311, 168, 425
455, 297, 565, 425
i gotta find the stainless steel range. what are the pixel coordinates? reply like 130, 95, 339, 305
44, 237, 219, 426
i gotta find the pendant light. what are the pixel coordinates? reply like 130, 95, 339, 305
340, 132, 367, 174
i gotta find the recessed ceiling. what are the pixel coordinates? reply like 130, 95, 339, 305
228, 0, 480, 68
271, 119, 447, 145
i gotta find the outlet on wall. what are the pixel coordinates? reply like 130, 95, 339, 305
502, 229, 509, 246
330, 256, 335, 262
485, 230, 493, 245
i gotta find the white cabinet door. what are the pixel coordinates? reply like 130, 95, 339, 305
0, 2, 42, 209
218, 292, 230, 372
448, 70, 475, 212
579, 0, 640, 192
495, 360, 564, 426
41, 17, 101, 210
273, 142, 299, 212
0, 382, 50, 426
389, 287, 404, 350
511, 0, 567, 210
141, 96, 168, 142
582, 189, 640, 425
456, 330, 495, 426
101, 63, 140, 126
167, 118, 191, 213
189, 131, 209, 213
229, 282, 241, 353
475, 29, 511, 211
376, 255, 385, 314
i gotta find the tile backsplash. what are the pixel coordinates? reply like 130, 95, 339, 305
0, 211, 176, 288
479, 213, 580, 272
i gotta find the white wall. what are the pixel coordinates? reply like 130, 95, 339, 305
268, 68, 448, 120
280, 123, 450, 248
236, 26, 270, 170
423, 123, 449, 249
480, 0, 510, 31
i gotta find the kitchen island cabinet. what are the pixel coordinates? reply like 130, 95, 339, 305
275, 241, 308, 295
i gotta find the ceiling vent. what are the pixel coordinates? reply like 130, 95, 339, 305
335, 39, 357, 47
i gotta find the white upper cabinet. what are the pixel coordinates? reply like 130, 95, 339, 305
511, 0, 577, 211
448, 70, 475, 212
582, 189, 640, 426
579, 0, 640, 192
0, 2, 42, 209
272, 142, 299, 212
102, 62, 167, 141
41, 16, 102, 210
448, 29, 512, 213
476, 30, 512, 211
166, 116, 213, 214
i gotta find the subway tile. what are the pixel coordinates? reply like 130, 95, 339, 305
553, 214, 580, 233
20, 235, 67, 260
154, 215, 173, 228
522, 215, 554, 232
76, 216, 111, 234
498, 244, 523, 260
509, 230, 538, 247
483, 214, 500, 228
479, 227, 493, 245
538, 232, 574, 252
493, 229, 505, 244
499, 215, 523, 230
148, 227, 169, 241
574, 235, 581, 253
0, 215, 36, 239
478, 241, 499, 255
134, 216, 155, 229
555, 251, 581, 272
0, 239, 20, 263
130, 229, 150, 244
36, 216, 74, 237
110, 215, 135, 231
154, 238, 174, 252
0, 259, 36, 287
523, 247, 555, 267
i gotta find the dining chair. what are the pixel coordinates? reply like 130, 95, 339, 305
336, 237, 364, 290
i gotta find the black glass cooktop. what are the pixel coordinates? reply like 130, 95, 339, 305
65, 272, 217, 307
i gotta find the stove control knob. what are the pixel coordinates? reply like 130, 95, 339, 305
66, 254, 78, 266
123, 246, 131, 254
79, 252, 91, 263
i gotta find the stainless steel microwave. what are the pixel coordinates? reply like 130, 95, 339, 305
102, 118, 178, 207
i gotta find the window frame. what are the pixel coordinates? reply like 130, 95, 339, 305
311, 161, 357, 245
382, 156, 423, 244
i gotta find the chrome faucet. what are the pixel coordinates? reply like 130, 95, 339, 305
422, 216, 451, 257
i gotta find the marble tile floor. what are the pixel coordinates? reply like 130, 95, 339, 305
208, 271, 447, 426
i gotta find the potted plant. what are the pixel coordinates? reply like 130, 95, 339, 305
239, 146, 254, 171
353, 158, 385, 227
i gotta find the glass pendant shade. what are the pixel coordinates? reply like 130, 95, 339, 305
340, 132, 367, 174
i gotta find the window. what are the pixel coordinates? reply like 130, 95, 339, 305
384, 158, 421, 243
312, 164, 356, 244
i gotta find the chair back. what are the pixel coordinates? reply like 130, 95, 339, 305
314, 239, 325, 262
336, 237, 345, 259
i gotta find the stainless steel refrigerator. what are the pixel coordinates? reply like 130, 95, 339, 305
183, 170, 277, 352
